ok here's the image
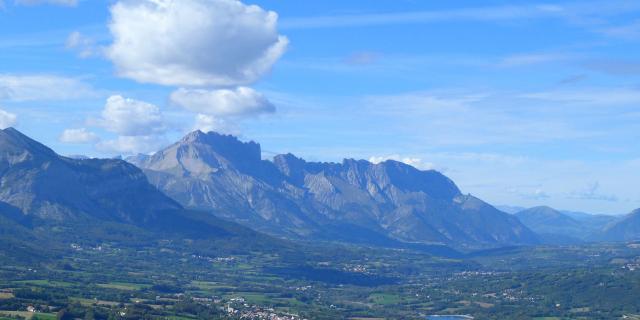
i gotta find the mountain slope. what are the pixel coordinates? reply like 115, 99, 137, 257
516, 206, 581, 232
0, 128, 278, 254
515, 206, 585, 243
561, 210, 617, 231
131, 130, 538, 249
600, 209, 640, 241
0, 128, 182, 223
515, 206, 620, 243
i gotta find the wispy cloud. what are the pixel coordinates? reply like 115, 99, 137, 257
361, 91, 592, 146
558, 74, 589, 85
280, 1, 640, 30
585, 59, 640, 76
15, 0, 78, 6
343, 52, 380, 66
280, 4, 565, 29
520, 87, 640, 105
65, 31, 101, 58
567, 181, 618, 202
599, 20, 640, 39
498, 53, 571, 67
0, 74, 98, 102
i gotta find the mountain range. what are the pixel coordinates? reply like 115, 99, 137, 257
515, 206, 596, 243
1, 127, 638, 258
129, 130, 538, 249
0, 128, 276, 260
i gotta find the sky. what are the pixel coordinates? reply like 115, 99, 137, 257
0, 0, 639, 215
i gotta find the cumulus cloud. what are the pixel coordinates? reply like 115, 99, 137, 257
89, 95, 170, 155
15, 0, 78, 6
0, 108, 17, 129
0, 74, 96, 102
170, 87, 275, 117
193, 114, 240, 135
107, 0, 288, 86
97, 135, 166, 154
59, 128, 99, 144
96, 95, 166, 136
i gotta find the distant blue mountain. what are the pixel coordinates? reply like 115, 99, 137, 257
496, 205, 527, 214
600, 209, 640, 242
514, 206, 618, 244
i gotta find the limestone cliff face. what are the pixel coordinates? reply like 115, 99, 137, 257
131, 130, 538, 249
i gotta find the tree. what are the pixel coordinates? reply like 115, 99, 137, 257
56, 309, 73, 320
84, 308, 96, 320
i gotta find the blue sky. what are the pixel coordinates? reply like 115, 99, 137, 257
0, 0, 639, 214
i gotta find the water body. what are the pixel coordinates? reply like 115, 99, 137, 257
426, 316, 474, 320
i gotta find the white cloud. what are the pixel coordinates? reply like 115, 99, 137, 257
65, 31, 99, 58
193, 114, 239, 135
97, 135, 166, 154
0, 74, 96, 102
59, 128, 99, 144
15, 0, 78, 6
107, 0, 288, 86
170, 87, 275, 117
97, 95, 166, 136
369, 154, 435, 170
0, 108, 17, 129
507, 187, 551, 200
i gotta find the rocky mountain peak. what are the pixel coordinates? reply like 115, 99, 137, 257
139, 131, 264, 176
0, 127, 58, 167
0, 127, 56, 155
181, 130, 261, 162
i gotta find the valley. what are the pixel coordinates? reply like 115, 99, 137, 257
2, 239, 640, 319
0, 128, 638, 319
